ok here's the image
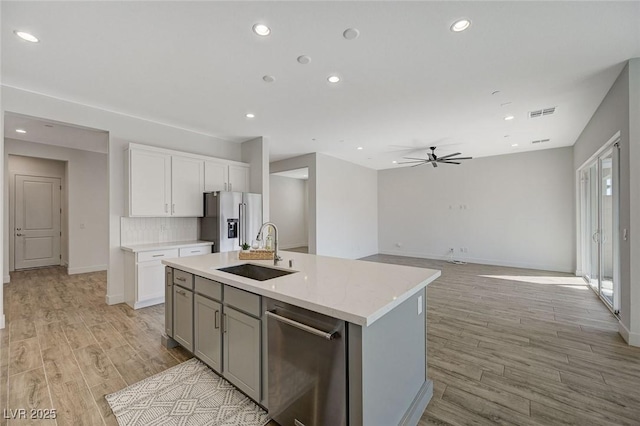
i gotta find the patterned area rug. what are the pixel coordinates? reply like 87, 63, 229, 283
106, 358, 270, 426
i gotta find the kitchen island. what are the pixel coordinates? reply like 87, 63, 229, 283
162, 250, 440, 426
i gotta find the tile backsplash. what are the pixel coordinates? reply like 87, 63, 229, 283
121, 217, 198, 246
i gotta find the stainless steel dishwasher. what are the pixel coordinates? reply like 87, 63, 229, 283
266, 299, 346, 426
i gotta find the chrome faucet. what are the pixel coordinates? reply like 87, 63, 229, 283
256, 222, 282, 265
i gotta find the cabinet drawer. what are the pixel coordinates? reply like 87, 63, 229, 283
179, 246, 210, 257
195, 276, 222, 301
138, 248, 179, 263
225, 286, 261, 318
173, 269, 194, 290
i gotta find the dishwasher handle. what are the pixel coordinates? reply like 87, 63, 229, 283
266, 310, 338, 340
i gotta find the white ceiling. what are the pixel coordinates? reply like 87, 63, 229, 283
4, 113, 109, 154
272, 167, 309, 180
2, 2, 639, 170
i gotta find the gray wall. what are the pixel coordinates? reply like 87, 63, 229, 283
270, 175, 308, 249
572, 59, 640, 345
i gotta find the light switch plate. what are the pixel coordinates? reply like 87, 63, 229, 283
417, 295, 423, 315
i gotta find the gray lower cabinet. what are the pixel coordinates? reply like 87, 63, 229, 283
223, 306, 261, 401
194, 294, 222, 372
173, 285, 194, 351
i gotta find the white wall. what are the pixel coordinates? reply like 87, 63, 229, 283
7, 154, 68, 269
316, 154, 378, 259
379, 147, 575, 272
1, 86, 243, 305
270, 175, 308, 249
5, 139, 109, 274
241, 137, 270, 222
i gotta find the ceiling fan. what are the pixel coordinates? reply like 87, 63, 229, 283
398, 146, 472, 168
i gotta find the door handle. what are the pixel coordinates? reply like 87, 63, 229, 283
223, 313, 227, 333
176, 289, 186, 296
238, 203, 243, 245
266, 310, 338, 340
592, 231, 600, 243
229, 183, 232, 192
16, 228, 21, 231
16, 233, 24, 237
165, 203, 168, 213
172, 204, 175, 214
224, 182, 228, 191
215, 310, 220, 329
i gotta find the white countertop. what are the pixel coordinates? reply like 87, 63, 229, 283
121, 240, 213, 253
162, 251, 440, 327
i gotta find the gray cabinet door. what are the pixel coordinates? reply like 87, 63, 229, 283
165, 267, 173, 337
223, 306, 261, 401
173, 286, 193, 351
195, 294, 222, 373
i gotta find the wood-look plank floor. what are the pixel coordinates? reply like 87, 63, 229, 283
361, 254, 640, 426
0, 267, 191, 426
2, 258, 639, 426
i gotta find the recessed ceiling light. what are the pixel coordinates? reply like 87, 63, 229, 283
262, 75, 275, 83
15, 129, 27, 134
504, 115, 515, 121
450, 19, 471, 32
245, 113, 255, 119
252, 24, 271, 36
511, 143, 519, 147
327, 75, 341, 83
297, 55, 311, 65
14, 31, 39, 43
392, 160, 398, 164
357, 146, 363, 150
343, 28, 360, 40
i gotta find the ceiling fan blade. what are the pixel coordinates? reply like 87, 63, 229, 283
402, 157, 429, 161
448, 156, 472, 160
397, 161, 425, 164
440, 161, 461, 165
411, 163, 427, 167
436, 152, 462, 160
432, 162, 438, 168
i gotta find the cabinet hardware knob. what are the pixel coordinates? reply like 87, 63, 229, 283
176, 277, 186, 282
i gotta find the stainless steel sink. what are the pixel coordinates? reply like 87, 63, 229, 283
218, 264, 295, 281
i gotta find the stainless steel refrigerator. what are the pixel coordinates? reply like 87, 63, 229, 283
200, 192, 263, 252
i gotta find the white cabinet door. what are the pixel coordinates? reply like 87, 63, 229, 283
228, 165, 250, 193
223, 306, 261, 401
129, 149, 171, 216
137, 260, 165, 302
171, 156, 204, 217
204, 161, 229, 192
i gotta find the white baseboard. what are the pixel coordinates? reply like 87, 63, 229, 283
105, 293, 125, 305
618, 321, 640, 347
378, 250, 574, 273
68, 264, 107, 275
3, 275, 10, 284
0, 315, 5, 329
134, 296, 165, 310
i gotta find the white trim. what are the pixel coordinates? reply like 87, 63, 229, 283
618, 321, 640, 347
0, 315, 4, 329
67, 264, 107, 275
577, 131, 621, 171
575, 270, 583, 277
3, 275, 10, 284
133, 296, 164, 310
105, 293, 125, 305
127, 142, 249, 167
378, 250, 574, 273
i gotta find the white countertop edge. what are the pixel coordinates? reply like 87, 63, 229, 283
121, 240, 214, 253
161, 258, 440, 327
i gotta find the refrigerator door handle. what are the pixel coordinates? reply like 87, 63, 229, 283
242, 203, 247, 246
238, 203, 243, 247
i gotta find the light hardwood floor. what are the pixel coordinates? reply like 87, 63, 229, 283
2, 257, 639, 425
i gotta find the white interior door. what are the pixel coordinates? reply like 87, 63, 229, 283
15, 175, 62, 269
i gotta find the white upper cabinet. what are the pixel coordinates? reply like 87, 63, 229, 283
205, 161, 250, 193
172, 156, 204, 216
128, 149, 172, 216
204, 160, 229, 192
127, 144, 251, 217
228, 164, 250, 193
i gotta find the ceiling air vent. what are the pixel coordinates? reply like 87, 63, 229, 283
531, 138, 551, 145
529, 107, 556, 118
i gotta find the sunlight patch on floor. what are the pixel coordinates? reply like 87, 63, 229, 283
479, 275, 588, 286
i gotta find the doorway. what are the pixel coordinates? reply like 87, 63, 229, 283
579, 140, 619, 312
270, 168, 309, 253
14, 175, 62, 269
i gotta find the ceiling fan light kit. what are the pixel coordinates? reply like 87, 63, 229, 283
398, 146, 472, 168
